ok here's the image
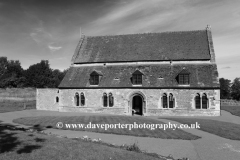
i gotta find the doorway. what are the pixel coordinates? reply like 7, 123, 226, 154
132, 95, 143, 115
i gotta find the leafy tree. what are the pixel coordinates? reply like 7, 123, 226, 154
0, 57, 25, 88
24, 60, 67, 88
24, 60, 53, 88
219, 78, 231, 99
0, 57, 67, 88
51, 69, 68, 87
231, 78, 240, 101
0, 57, 8, 77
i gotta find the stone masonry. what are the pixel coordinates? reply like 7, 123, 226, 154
37, 88, 220, 116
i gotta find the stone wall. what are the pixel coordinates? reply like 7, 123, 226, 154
36, 88, 59, 111
37, 88, 220, 116
36, 88, 221, 116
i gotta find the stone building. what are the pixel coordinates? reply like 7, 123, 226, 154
37, 26, 220, 116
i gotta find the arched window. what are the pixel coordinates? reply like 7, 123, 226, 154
81, 93, 85, 106
103, 93, 108, 107
169, 93, 174, 108
56, 96, 59, 103
162, 93, 168, 108
195, 93, 201, 109
109, 93, 114, 107
202, 93, 208, 109
74, 93, 80, 106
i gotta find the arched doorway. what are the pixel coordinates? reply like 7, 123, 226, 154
129, 92, 146, 116
132, 95, 143, 115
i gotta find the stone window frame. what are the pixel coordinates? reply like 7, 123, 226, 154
103, 93, 108, 107
195, 93, 209, 109
161, 93, 176, 109
56, 96, 59, 103
108, 93, 114, 107
168, 93, 175, 108
102, 92, 114, 107
80, 92, 85, 106
195, 93, 201, 109
74, 92, 80, 106
74, 92, 86, 107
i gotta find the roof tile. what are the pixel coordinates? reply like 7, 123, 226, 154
73, 30, 211, 63
59, 64, 219, 88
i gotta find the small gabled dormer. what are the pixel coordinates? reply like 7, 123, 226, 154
176, 69, 190, 85
89, 71, 102, 85
132, 70, 143, 85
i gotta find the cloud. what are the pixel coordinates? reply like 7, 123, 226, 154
222, 66, 231, 69
30, 21, 63, 53
86, 0, 199, 35
48, 44, 62, 52
30, 27, 52, 45
84, 0, 240, 36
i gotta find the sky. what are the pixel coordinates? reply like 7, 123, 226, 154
0, 0, 240, 81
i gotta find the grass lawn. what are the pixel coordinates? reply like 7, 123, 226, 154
13, 116, 200, 140
221, 105, 240, 117
165, 118, 240, 140
0, 123, 163, 160
0, 100, 36, 113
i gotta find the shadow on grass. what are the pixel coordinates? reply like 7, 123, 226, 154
29, 124, 50, 131
35, 138, 45, 142
0, 122, 44, 154
30, 124, 44, 131
0, 123, 22, 153
17, 145, 42, 154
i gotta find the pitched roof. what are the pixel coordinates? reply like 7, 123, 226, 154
133, 70, 143, 75
72, 30, 211, 64
58, 64, 219, 88
178, 69, 191, 74
90, 70, 103, 76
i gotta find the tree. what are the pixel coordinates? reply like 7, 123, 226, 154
0, 57, 8, 77
219, 78, 231, 99
24, 60, 53, 88
51, 69, 68, 87
231, 78, 240, 101
0, 57, 25, 88
24, 60, 67, 88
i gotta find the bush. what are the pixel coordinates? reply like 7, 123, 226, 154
125, 142, 141, 152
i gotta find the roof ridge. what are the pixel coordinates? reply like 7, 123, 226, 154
86, 29, 206, 38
